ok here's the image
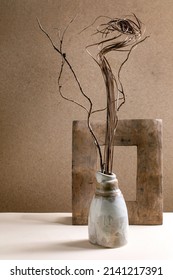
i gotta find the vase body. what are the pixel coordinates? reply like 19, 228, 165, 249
88, 171, 128, 248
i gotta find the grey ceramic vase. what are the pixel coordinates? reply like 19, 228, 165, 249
88, 171, 129, 248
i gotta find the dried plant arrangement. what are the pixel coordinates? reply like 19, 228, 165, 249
37, 14, 148, 175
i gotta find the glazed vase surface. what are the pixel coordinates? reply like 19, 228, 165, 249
88, 171, 128, 248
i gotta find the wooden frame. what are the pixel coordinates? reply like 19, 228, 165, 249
72, 119, 163, 225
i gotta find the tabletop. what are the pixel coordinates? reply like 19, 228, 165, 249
0, 212, 172, 260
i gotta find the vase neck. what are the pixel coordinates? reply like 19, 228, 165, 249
95, 171, 120, 196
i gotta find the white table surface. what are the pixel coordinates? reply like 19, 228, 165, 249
0, 213, 172, 260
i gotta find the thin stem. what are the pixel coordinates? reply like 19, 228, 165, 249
117, 35, 149, 111
86, 14, 147, 174
38, 14, 148, 175
37, 17, 104, 172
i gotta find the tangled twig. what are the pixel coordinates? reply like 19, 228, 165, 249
84, 14, 148, 173
37, 14, 148, 174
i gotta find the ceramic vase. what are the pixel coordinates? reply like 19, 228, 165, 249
88, 171, 128, 248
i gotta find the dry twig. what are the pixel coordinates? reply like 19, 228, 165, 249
37, 14, 148, 174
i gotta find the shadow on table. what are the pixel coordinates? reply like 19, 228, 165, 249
61, 239, 102, 250
22, 239, 102, 253
55, 216, 72, 225
20, 214, 72, 226
0, 239, 103, 259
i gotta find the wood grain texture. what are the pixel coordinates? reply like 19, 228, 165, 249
72, 119, 163, 225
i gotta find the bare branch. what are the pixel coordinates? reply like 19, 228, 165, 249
79, 15, 112, 34
91, 97, 124, 114
37, 17, 104, 171
85, 14, 148, 174
117, 35, 149, 111
37, 14, 148, 174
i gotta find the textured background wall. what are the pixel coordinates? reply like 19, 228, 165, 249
0, 0, 173, 212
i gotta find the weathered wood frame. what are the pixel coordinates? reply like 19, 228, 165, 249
72, 119, 163, 225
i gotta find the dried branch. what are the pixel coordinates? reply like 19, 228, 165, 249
37, 14, 148, 175
91, 97, 124, 114
37, 17, 104, 171
85, 14, 148, 174
117, 35, 149, 111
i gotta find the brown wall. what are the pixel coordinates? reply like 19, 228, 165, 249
0, 0, 172, 212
